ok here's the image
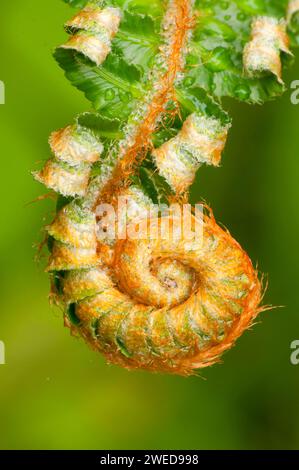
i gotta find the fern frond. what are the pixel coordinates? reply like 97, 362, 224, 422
33, 0, 297, 375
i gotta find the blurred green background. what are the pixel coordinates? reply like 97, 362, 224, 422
0, 0, 299, 450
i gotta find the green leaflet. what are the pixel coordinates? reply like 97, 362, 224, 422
76, 112, 123, 141
113, 11, 160, 70
131, 162, 174, 206
54, 49, 143, 120
176, 86, 231, 124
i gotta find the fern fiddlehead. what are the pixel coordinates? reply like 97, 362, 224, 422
34, 0, 298, 375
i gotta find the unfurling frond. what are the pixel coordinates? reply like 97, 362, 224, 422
33, 0, 297, 375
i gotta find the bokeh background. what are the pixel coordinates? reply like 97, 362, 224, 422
0, 0, 299, 450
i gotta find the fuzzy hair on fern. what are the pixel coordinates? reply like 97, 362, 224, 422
33, 0, 299, 376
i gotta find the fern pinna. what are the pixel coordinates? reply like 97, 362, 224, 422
34, 0, 299, 375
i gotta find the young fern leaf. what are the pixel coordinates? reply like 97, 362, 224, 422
34, 0, 298, 375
